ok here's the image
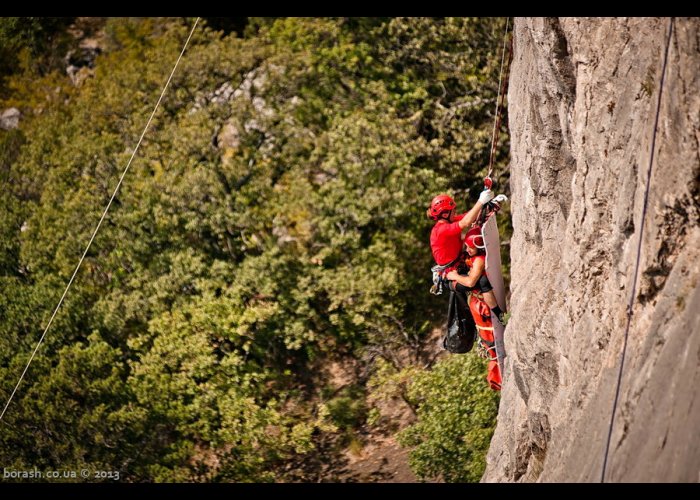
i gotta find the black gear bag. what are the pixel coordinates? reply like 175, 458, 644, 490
442, 289, 476, 354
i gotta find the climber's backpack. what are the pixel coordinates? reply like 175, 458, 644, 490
443, 289, 476, 354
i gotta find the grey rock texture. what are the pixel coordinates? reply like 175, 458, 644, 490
0, 108, 21, 130
483, 17, 700, 482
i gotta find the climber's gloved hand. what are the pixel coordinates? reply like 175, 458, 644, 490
493, 194, 508, 203
478, 189, 494, 205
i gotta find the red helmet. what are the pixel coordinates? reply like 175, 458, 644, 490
429, 194, 456, 220
465, 226, 484, 249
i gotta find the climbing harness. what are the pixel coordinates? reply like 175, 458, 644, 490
0, 18, 201, 422
430, 255, 463, 295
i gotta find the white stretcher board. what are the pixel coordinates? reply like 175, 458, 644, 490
481, 214, 507, 367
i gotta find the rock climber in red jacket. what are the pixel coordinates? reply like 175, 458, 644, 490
427, 190, 493, 275
427, 190, 505, 327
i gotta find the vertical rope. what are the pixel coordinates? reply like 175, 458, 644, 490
0, 17, 201, 422
488, 18, 512, 179
600, 16, 674, 482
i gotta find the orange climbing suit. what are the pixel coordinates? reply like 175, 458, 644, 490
465, 255, 502, 391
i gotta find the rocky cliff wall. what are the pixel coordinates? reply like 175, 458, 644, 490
483, 17, 700, 482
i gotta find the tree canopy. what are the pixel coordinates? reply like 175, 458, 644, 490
0, 17, 510, 482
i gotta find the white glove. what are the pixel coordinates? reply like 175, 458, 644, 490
478, 189, 494, 205
493, 194, 508, 203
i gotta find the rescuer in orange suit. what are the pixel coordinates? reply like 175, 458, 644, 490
446, 227, 502, 391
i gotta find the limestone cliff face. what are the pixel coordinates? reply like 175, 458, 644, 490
483, 17, 700, 482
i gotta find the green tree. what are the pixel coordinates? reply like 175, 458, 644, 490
0, 17, 74, 96
0, 17, 511, 482
398, 355, 500, 482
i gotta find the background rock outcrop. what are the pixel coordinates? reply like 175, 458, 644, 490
484, 17, 699, 482
0, 108, 20, 130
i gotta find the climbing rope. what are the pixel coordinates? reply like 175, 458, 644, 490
487, 18, 512, 179
0, 17, 201, 422
600, 17, 675, 482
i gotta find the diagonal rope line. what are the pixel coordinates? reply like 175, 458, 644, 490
600, 16, 674, 482
488, 17, 510, 178
0, 17, 201, 422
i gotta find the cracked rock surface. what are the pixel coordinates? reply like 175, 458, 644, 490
483, 17, 700, 482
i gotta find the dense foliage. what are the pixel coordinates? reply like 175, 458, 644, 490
0, 17, 509, 482
398, 355, 501, 482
